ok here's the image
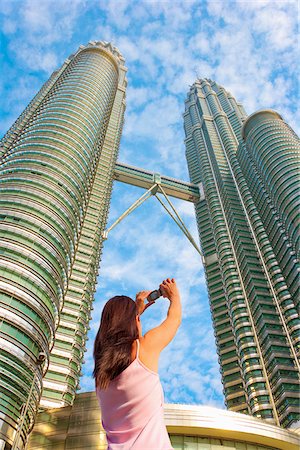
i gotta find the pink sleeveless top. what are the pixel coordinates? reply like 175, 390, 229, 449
96, 339, 173, 450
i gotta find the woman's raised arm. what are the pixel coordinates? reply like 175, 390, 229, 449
143, 278, 182, 354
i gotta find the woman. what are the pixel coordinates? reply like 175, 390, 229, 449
94, 278, 181, 449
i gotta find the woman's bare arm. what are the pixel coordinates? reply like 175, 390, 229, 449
143, 278, 181, 354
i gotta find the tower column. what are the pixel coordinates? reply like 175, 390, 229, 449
0, 43, 123, 448
242, 110, 300, 256
184, 79, 300, 428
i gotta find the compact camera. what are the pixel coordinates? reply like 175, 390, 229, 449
147, 289, 162, 302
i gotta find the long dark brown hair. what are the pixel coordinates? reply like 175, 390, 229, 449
93, 295, 139, 389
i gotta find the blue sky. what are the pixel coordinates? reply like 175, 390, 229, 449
1, 0, 298, 408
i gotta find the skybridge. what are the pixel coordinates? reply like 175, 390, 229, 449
114, 162, 203, 203
102, 161, 205, 258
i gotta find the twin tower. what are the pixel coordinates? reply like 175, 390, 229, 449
0, 41, 299, 448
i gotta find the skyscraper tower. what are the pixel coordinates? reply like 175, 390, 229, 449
238, 110, 300, 305
0, 41, 126, 448
184, 79, 300, 428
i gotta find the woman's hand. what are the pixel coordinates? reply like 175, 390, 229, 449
159, 278, 180, 302
135, 290, 155, 315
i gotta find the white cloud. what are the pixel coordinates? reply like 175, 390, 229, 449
22, 0, 86, 42
189, 32, 211, 55
160, 322, 223, 405
122, 94, 189, 178
145, 1, 198, 29
116, 36, 140, 62
100, 0, 132, 29
94, 24, 116, 44
126, 86, 155, 109
125, 95, 181, 138
2, 19, 17, 34
1, 0, 86, 78
9, 41, 59, 72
